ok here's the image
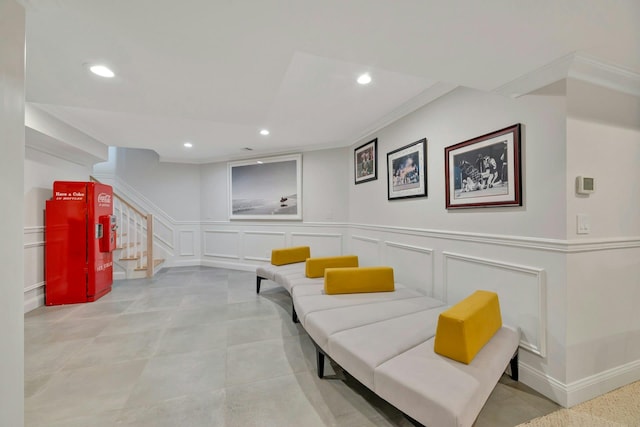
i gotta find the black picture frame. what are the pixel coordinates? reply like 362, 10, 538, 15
445, 124, 522, 209
387, 138, 428, 200
354, 138, 378, 184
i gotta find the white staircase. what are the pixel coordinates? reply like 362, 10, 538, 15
91, 177, 165, 279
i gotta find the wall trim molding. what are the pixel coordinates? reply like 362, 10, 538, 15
565, 358, 640, 407
442, 251, 547, 357
24, 281, 45, 293
520, 358, 640, 408
494, 52, 640, 98
351, 234, 380, 244
350, 222, 640, 253
23, 226, 45, 234
519, 363, 569, 407
384, 241, 435, 296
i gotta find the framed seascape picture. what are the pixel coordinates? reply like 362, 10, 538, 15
228, 153, 302, 220
445, 124, 522, 209
387, 138, 427, 200
354, 138, 377, 184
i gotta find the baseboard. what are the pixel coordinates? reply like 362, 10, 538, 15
24, 288, 45, 313
519, 362, 568, 407
519, 359, 640, 408
565, 358, 640, 407
199, 258, 258, 272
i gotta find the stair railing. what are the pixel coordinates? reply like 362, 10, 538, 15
90, 176, 155, 278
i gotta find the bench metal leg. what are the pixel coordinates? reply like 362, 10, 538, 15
256, 276, 263, 294
510, 351, 519, 381
316, 348, 325, 379
292, 301, 299, 323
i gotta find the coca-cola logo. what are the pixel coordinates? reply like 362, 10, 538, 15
97, 193, 111, 204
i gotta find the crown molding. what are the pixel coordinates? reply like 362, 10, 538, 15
494, 53, 640, 98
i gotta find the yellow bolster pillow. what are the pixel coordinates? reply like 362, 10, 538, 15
271, 246, 311, 266
305, 255, 359, 278
434, 290, 503, 364
324, 267, 395, 295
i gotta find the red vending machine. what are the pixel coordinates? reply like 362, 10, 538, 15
45, 181, 117, 305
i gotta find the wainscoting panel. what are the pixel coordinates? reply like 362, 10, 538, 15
178, 230, 195, 256
24, 226, 46, 312
243, 231, 287, 261
291, 232, 343, 257
154, 216, 174, 249
384, 241, 434, 295
203, 230, 241, 259
351, 235, 381, 266
443, 252, 547, 357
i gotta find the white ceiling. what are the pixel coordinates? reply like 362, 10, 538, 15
23, 0, 640, 163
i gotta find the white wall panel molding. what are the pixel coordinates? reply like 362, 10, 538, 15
23, 282, 45, 293
178, 230, 195, 256
351, 235, 380, 244
442, 252, 547, 358
23, 226, 45, 234
565, 359, 640, 407
203, 230, 241, 259
23, 241, 45, 250
519, 363, 569, 408
351, 223, 640, 253
521, 358, 640, 408
384, 241, 434, 295
291, 232, 344, 257
243, 231, 287, 262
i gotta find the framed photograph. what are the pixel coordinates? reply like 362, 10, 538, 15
354, 138, 378, 184
228, 154, 302, 220
387, 138, 427, 200
445, 124, 522, 209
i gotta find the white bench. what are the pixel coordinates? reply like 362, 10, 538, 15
256, 263, 519, 427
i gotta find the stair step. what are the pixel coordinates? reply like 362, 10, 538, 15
116, 242, 141, 249
134, 258, 165, 271
119, 256, 140, 261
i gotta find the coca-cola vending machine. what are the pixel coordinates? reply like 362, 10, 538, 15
45, 181, 117, 305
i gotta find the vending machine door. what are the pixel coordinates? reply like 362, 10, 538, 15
45, 199, 88, 305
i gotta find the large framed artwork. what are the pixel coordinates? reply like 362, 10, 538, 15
387, 138, 427, 200
354, 138, 377, 184
445, 124, 522, 209
228, 154, 302, 220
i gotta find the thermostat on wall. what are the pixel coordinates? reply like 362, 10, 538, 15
576, 176, 595, 195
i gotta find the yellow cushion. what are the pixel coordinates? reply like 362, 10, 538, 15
324, 267, 395, 295
305, 255, 359, 278
270, 246, 310, 266
434, 290, 503, 364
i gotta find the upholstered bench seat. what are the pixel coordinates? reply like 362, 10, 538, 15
292, 284, 424, 327
326, 306, 447, 389
374, 326, 519, 427
304, 296, 444, 350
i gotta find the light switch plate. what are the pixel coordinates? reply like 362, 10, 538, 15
577, 214, 590, 234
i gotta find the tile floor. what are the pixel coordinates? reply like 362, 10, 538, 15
25, 266, 560, 427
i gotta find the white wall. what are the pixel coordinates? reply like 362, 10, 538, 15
0, 0, 25, 424
115, 148, 201, 221
197, 148, 350, 269
200, 148, 350, 222
23, 147, 92, 311
564, 79, 640, 404
349, 86, 568, 239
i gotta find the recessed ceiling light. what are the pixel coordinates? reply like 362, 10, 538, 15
257, 161, 264, 164
183, 142, 193, 148
357, 73, 372, 85
259, 129, 270, 136
89, 64, 115, 78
